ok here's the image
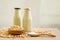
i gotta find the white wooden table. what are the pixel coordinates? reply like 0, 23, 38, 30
0, 28, 60, 40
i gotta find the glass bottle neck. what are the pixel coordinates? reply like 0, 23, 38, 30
15, 9, 19, 16
24, 10, 29, 16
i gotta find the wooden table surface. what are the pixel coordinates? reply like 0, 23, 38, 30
0, 28, 60, 40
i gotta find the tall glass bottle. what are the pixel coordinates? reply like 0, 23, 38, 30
23, 8, 32, 32
13, 8, 21, 26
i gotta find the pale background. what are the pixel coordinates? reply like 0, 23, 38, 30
0, 0, 60, 29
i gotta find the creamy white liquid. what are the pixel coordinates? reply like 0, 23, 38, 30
23, 8, 32, 32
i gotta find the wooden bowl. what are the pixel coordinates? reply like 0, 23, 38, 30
8, 29, 24, 35
8, 25, 24, 35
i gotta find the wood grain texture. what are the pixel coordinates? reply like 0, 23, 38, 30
0, 28, 60, 40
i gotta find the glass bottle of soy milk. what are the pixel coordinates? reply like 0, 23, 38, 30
23, 8, 32, 32
14, 8, 21, 27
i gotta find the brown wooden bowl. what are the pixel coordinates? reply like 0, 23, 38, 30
8, 29, 24, 35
